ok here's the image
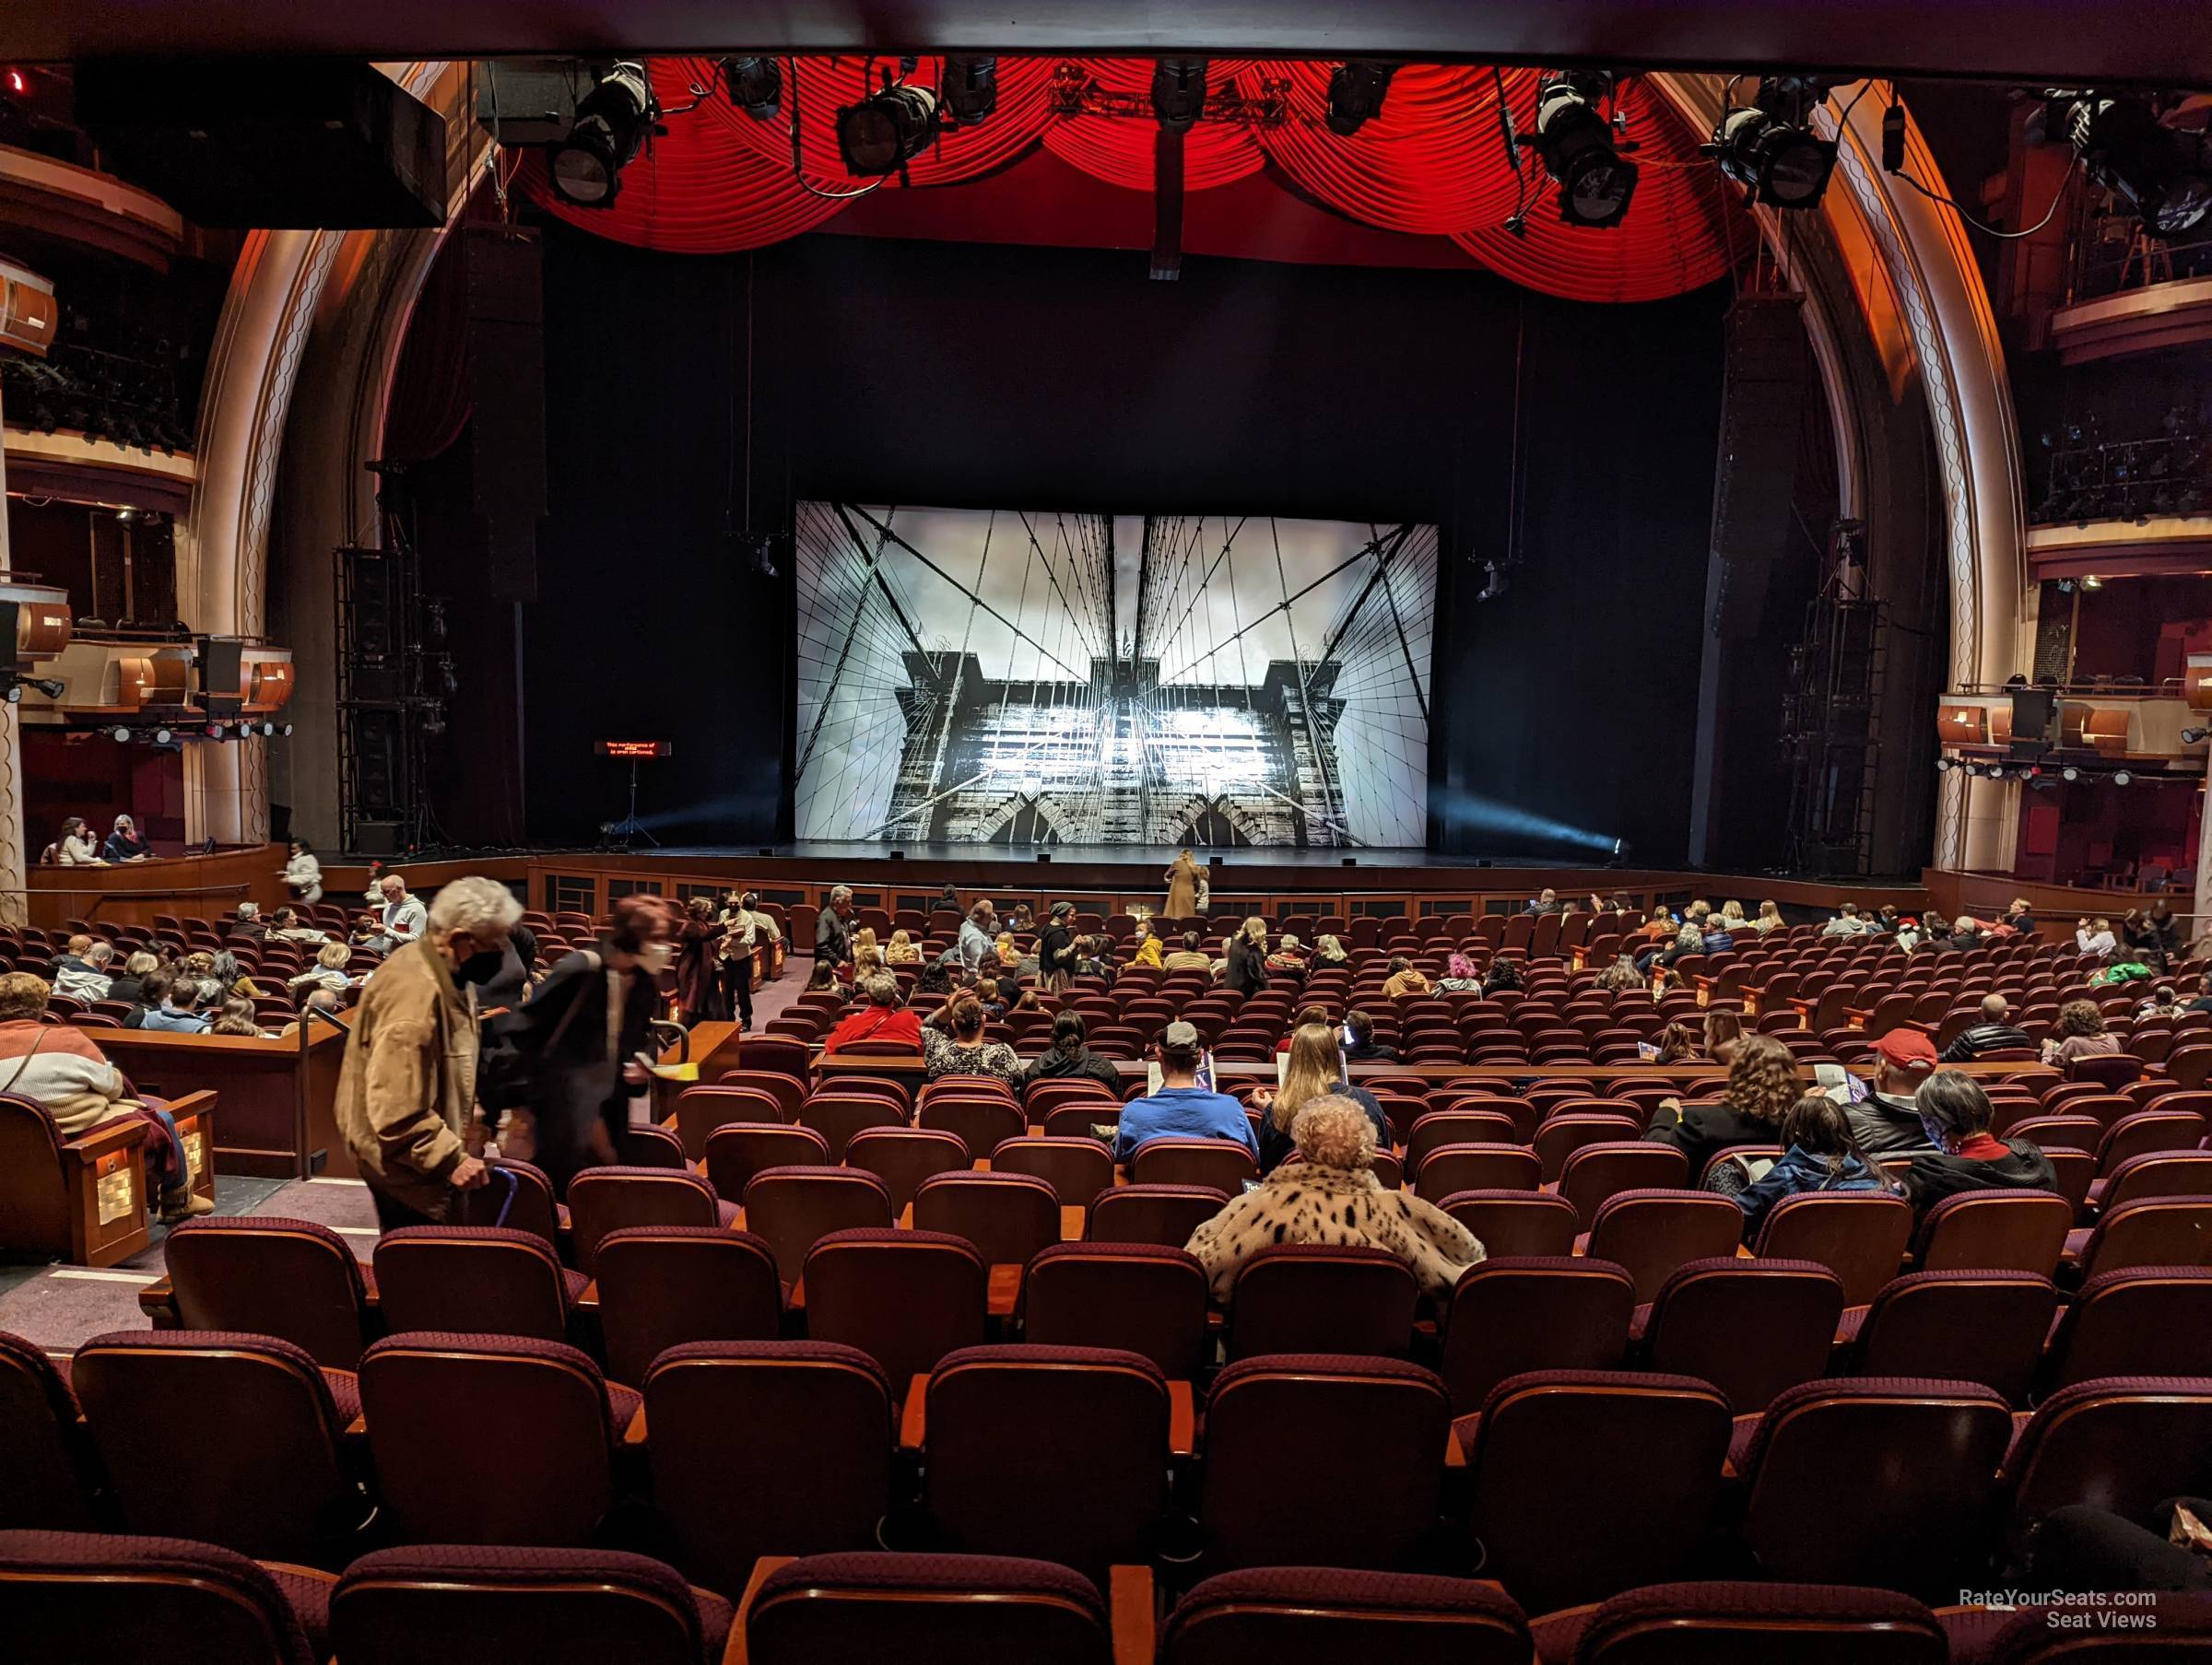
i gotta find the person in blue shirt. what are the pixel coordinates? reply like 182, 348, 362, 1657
1734, 1090, 1890, 1241
1113, 1021, 1257, 1163
137, 979, 215, 1034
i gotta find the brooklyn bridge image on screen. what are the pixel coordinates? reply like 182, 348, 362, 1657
793, 504, 1435, 847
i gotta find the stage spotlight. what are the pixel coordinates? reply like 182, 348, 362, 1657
721, 55, 782, 120
206, 723, 227, 740
24, 677, 63, 699
1709, 76, 1837, 209
151, 727, 172, 746
1150, 58, 1210, 134
2184, 726, 2209, 744
261, 721, 278, 737
278, 723, 295, 737
1519, 70, 1638, 228
2035, 90, 2212, 237
1325, 60, 1398, 135
3, 686, 17, 704
109, 725, 131, 744
836, 78, 939, 175
2062, 766, 2080, 781
1935, 757, 1956, 772
548, 61, 656, 208
2114, 769, 2134, 786
940, 55, 998, 126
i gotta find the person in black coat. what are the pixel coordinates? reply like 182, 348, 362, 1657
1223, 918, 1268, 995
1018, 1010, 1124, 1096
483, 897, 673, 1195
816, 885, 855, 967
1036, 900, 1079, 993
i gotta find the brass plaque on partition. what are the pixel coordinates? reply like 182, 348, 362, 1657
179, 1119, 206, 1181
97, 1163, 136, 1225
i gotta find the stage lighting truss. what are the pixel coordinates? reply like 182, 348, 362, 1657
1708, 75, 1838, 210
1325, 60, 1399, 136
1044, 62, 1291, 131
548, 60, 659, 208
1519, 70, 1640, 229
2036, 89, 2212, 238
836, 71, 941, 177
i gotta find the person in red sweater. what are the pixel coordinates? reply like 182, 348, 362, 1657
822, 973, 922, 1052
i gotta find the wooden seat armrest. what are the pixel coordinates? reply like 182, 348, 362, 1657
137, 1275, 177, 1324
899, 1375, 929, 1452
1443, 1428, 1466, 1469
624, 1404, 649, 1446
1167, 1381, 1194, 1457
163, 1089, 218, 1119
1110, 1565, 1157, 1665
724, 1555, 798, 1665
61, 1116, 148, 1167
574, 1280, 600, 1311
254, 1560, 339, 1589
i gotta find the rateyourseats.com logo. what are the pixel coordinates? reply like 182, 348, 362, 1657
1959, 1590, 2165, 1630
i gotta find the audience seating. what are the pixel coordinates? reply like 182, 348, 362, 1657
329, 1545, 732, 1665
1845, 1271, 2060, 1405
450, 1157, 561, 1244
1557, 1141, 1690, 1226
1158, 1566, 1535, 1664
1753, 1193, 1917, 1307
703, 1122, 830, 1202
1907, 1190, 2075, 1278
1441, 1257, 1637, 1416
1223, 1243, 1419, 1361
1440, 1190, 1581, 1257
1087, 1183, 1230, 1247
1414, 1142, 1539, 1200
1581, 1189, 1747, 1306
799, 1228, 986, 1391
1129, 1137, 1259, 1192
0, 1330, 97, 1531
841, 1125, 969, 1214
2000, 1377, 2212, 1541
911, 1169, 1061, 1268
590, 1225, 782, 1387
71, 1331, 369, 1566
1641, 1259, 1845, 1414
673, 1084, 785, 1158
1547, 1581, 1949, 1664
370, 1225, 580, 1345
1020, 1241, 1210, 1378
161, 1217, 371, 1370
989, 1133, 1116, 1207
745, 1551, 1117, 1664
742, 1166, 892, 1284
0, 1090, 155, 1268
2041, 1267, 2212, 1389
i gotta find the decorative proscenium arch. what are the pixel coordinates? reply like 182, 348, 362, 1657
221, 64, 2024, 869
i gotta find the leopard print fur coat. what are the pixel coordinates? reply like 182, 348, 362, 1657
1184, 1159, 1487, 1301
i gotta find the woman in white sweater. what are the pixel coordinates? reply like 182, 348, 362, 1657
280, 838, 324, 904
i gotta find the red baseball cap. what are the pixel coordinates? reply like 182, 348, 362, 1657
1872, 1028, 1938, 1072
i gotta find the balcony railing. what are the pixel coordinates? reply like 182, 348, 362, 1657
2066, 207, 2212, 305
2029, 428, 2211, 526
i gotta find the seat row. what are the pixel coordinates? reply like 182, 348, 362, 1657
7, 1532, 2205, 1665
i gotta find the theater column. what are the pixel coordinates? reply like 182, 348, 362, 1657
2193, 652, 2212, 946
0, 377, 25, 924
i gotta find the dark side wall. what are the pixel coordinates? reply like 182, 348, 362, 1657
524, 220, 1727, 856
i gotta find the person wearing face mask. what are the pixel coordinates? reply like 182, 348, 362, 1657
1898, 1071, 2058, 1214
484, 894, 677, 1196
335, 875, 520, 1232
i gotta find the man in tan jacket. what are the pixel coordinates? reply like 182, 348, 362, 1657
335, 875, 522, 1231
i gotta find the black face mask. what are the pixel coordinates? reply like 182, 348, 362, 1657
453, 937, 506, 984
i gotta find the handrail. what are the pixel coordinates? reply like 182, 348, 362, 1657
1943, 680, 2188, 699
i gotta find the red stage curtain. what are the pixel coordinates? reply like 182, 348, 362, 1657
514, 58, 1746, 302
380, 228, 473, 463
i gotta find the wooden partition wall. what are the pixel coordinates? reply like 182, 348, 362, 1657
97, 1024, 349, 1181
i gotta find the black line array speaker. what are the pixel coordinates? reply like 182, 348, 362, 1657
341, 547, 402, 701
2010, 687, 2057, 743
464, 226, 547, 604
349, 708, 406, 814
74, 60, 449, 229
1706, 295, 1807, 640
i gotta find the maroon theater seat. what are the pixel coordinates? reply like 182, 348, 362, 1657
642, 1341, 893, 1601
920, 1343, 1170, 1585
797, 1095, 907, 1162
841, 1126, 970, 1215
1583, 1189, 1748, 1306
1197, 1354, 1450, 1572
2001, 1377, 2212, 1534
800, 1227, 986, 1390
1846, 1271, 2059, 1406
592, 1225, 782, 1387
371, 1225, 579, 1344
71, 1331, 368, 1565
359, 1333, 629, 1545
917, 1096, 1027, 1160
1021, 1241, 1211, 1379
1440, 1256, 1635, 1417
1159, 1566, 1534, 1665
0, 1330, 95, 1530
1737, 1377, 2014, 1601
2041, 1267, 2212, 1389
912, 1169, 1062, 1269
1130, 1138, 1259, 1192
1558, 1142, 1691, 1226
1641, 1258, 1846, 1415
742, 1166, 891, 1285
449, 1157, 560, 1245
1087, 1183, 1229, 1247
747, 1551, 1112, 1664
990, 1136, 1117, 1209
1414, 1143, 1539, 1201
1437, 1190, 1580, 1258
1463, 1370, 1731, 1614
703, 1123, 830, 1203
675, 1084, 788, 1157
1225, 1243, 1418, 1361
0, 1528, 332, 1665
1545, 1580, 1947, 1665
163, 1216, 371, 1370
1907, 1190, 2074, 1279
565, 1166, 735, 1277
2069, 1198, 2212, 1283
331, 1545, 730, 1665
1753, 1192, 1916, 1308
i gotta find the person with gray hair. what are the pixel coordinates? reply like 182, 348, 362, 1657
1939, 992, 2034, 1062
815, 884, 856, 968
335, 874, 520, 1230
53, 939, 115, 1003
1898, 1071, 2058, 1214
823, 971, 922, 1052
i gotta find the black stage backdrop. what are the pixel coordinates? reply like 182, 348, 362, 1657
526, 223, 1727, 857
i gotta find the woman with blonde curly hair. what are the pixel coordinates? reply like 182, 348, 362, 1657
2042, 999, 2119, 1066
1643, 1031, 1803, 1187
1186, 1093, 1484, 1300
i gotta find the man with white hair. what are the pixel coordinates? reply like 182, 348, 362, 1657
335, 875, 519, 1230
359, 870, 428, 956
53, 937, 115, 1002
815, 883, 855, 967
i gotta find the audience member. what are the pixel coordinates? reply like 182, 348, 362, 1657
2042, 999, 2120, 1065
1700, 916, 1736, 954
1821, 902, 1872, 937
2003, 897, 2039, 936
105, 951, 156, 1009
993, 931, 1023, 971
948, 901, 995, 979
1719, 900, 1748, 931
1846, 1028, 1942, 1154
269, 907, 329, 944
53, 937, 113, 1002
1733, 1092, 1890, 1239
674, 897, 726, 1025
1644, 1032, 1801, 1186
1071, 936, 1109, 979
210, 998, 265, 1038
55, 816, 104, 866
1187, 1095, 1482, 1301
1018, 1009, 1124, 1094
102, 814, 153, 862
718, 891, 777, 1031
1649, 1020, 1698, 1065
973, 976, 1008, 1021
1594, 953, 1642, 991
1264, 932, 1309, 975
288, 941, 356, 999
1274, 1003, 1332, 1055
885, 927, 921, 966
1113, 1020, 1254, 1162
137, 979, 213, 1034
359, 871, 428, 956
1130, 920, 1165, 969
1434, 952, 1482, 993
208, 950, 261, 1000
1941, 992, 2034, 1061
1900, 1072, 2058, 1212
823, 973, 923, 1052
2123, 901, 2181, 968
1163, 848, 1202, 918
475, 919, 538, 1012
230, 901, 269, 944
1482, 958, 1523, 996
2138, 983, 2183, 1020
2077, 915, 2117, 956
1037, 900, 1078, 992
1381, 955, 1431, 999
1254, 1022, 1390, 1172
336, 874, 519, 1229
1009, 902, 1035, 933
2189, 972, 2212, 1014
487, 895, 674, 1195
920, 989, 1021, 1083
1310, 932, 1349, 967
1700, 1009, 1745, 1063
1224, 917, 1268, 994
0, 971, 206, 1220
1751, 899, 1783, 934
123, 967, 172, 1029
815, 885, 856, 967
1524, 887, 1561, 916
1340, 1008, 1398, 1062
1161, 930, 1210, 972
281, 837, 324, 904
